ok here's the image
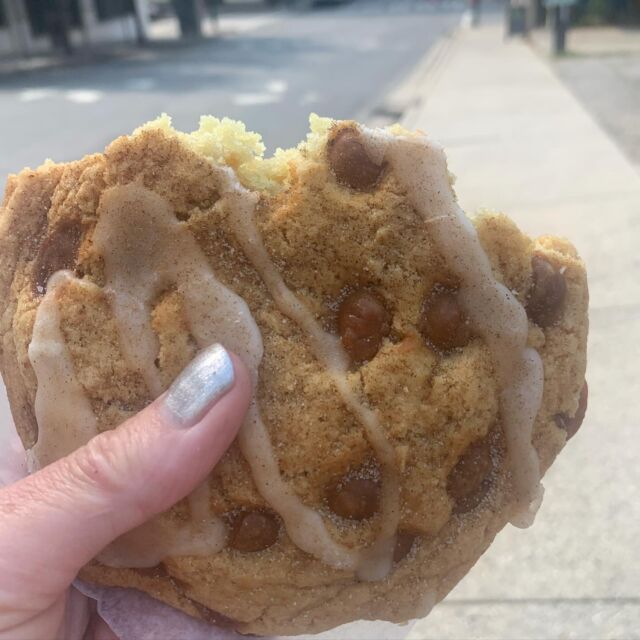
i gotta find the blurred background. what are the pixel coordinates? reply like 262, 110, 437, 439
0, 0, 639, 638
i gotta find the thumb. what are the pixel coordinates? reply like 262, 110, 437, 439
0, 344, 251, 596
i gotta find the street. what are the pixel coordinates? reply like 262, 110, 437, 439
530, 25, 640, 174
556, 54, 640, 173
0, 0, 463, 190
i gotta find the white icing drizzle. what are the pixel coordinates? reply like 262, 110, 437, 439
239, 402, 358, 570
28, 271, 100, 472
360, 128, 544, 524
91, 185, 263, 398
90, 183, 263, 566
219, 177, 381, 573
27, 268, 229, 567
224, 178, 400, 580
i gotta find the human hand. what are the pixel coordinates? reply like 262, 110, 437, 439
0, 344, 250, 640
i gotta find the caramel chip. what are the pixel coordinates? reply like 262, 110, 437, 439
447, 435, 494, 514
393, 531, 417, 563
338, 290, 390, 364
527, 255, 567, 328
555, 381, 588, 440
327, 127, 385, 191
419, 286, 471, 352
327, 477, 380, 521
229, 510, 280, 552
33, 220, 83, 295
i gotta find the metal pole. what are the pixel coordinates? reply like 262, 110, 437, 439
48, 0, 73, 55
470, 0, 481, 27
552, 5, 569, 55
132, 0, 148, 44
4, 0, 32, 56
172, 0, 202, 38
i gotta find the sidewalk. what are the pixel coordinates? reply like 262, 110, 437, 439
405, 17, 640, 640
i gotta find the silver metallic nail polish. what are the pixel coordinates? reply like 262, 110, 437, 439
164, 344, 235, 428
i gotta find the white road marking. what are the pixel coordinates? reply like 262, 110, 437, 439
232, 93, 281, 106
65, 89, 104, 104
217, 15, 280, 34
18, 88, 56, 102
266, 79, 288, 94
149, 14, 280, 39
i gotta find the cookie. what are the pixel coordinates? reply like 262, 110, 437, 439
0, 115, 589, 636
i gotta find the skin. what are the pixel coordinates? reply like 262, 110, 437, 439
0, 354, 251, 640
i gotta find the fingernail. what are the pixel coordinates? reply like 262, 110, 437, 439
163, 344, 235, 428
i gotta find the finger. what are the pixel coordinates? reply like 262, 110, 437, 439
0, 344, 250, 596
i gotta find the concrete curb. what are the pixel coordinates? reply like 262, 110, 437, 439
400, 26, 460, 129
365, 24, 461, 129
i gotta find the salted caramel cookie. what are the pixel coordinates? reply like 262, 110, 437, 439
0, 115, 588, 636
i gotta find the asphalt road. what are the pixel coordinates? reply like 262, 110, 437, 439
0, 0, 463, 192
555, 53, 640, 173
